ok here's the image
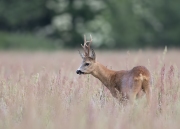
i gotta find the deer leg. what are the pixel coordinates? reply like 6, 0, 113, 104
145, 87, 151, 105
109, 88, 118, 99
130, 80, 142, 103
136, 90, 144, 99
142, 80, 151, 105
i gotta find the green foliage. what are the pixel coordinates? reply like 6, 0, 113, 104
0, 0, 180, 49
48, 0, 105, 48
0, 0, 53, 31
104, 0, 180, 48
0, 32, 60, 50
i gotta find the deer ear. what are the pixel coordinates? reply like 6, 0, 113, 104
91, 49, 96, 60
78, 50, 84, 59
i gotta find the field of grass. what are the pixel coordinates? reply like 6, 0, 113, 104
0, 49, 180, 129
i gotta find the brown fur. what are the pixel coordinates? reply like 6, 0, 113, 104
78, 59, 151, 103
92, 63, 151, 103
77, 35, 151, 103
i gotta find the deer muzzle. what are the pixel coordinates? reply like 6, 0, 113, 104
76, 70, 84, 75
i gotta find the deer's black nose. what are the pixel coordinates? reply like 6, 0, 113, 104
76, 70, 84, 74
76, 70, 81, 74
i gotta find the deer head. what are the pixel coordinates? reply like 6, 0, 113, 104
76, 35, 96, 75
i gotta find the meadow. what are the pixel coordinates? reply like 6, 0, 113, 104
0, 49, 180, 129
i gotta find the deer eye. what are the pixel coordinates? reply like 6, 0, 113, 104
85, 63, 90, 66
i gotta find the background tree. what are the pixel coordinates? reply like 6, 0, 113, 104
47, 0, 106, 48
0, 0, 53, 31
0, 0, 180, 49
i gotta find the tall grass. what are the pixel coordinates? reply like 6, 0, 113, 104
0, 50, 180, 129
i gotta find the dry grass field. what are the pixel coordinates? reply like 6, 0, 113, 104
0, 49, 180, 129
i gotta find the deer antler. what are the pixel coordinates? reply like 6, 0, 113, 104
81, 34, 93, 57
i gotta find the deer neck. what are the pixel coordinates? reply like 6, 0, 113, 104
91, 62, 116, 87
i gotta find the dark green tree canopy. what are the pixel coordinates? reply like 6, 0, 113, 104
0, 0, 180, 49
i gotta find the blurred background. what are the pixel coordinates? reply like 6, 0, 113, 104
0, 0, 180, 50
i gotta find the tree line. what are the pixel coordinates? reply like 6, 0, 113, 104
0, 0, 180, 49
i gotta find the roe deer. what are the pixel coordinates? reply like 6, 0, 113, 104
76, 35, 151, 104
